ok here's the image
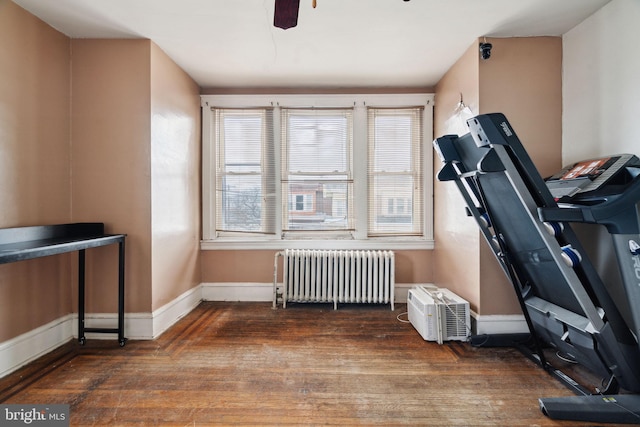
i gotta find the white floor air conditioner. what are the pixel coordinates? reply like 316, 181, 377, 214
407, 285, 470, 344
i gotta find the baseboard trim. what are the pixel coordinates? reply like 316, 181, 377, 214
201, 282, 274, 302
0, 315, 74, 379
201, 282, 416, 304
0, 282, 529, 379
150, 286, 203, 338
0, 286, 203, 379
77, 286, 203, 340
472, 313, 529, 335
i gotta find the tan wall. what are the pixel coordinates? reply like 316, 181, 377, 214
433, 37, 562, 315
478, 37, 562, 315
150, 43, 202, 310
201, 250, 433, 285
1, 2, 560, 343
0, 1, 73, 340
71, 39, 203, 314
0, 22, 203, 340
433, 43, 482, 311
479, 37, 562, 178
71, 39, 153, 313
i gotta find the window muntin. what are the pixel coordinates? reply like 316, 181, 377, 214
213, 108, 275, 235
201, 94, 434, 249
368, 107, 423, 236
281, 109, 354, 232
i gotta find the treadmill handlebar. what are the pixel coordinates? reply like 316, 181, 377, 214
538, 205, 586, 223
538, 175, 640, 234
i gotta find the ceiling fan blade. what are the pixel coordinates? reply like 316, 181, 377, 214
274, 0, 300, 29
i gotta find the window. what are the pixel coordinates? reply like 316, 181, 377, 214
211, 108, 275, 235
368, 107, 423, 236
281, 108, 353, 233
201, 94, 434, 250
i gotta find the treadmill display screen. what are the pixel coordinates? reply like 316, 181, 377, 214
545, 155, 637, 199
559, 157, 613, 180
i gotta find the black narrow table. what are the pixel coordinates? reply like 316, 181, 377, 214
0, 223, 127, 346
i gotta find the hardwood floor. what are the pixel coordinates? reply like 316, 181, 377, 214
0, 302, 626, 426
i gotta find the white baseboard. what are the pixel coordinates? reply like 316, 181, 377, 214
0, 286, 203, 379
472, 313, 528, 335
150, 286, 203, 338
202, 282, 274, 302
201, 282, 416, 304
393, 283, 414, 303
76, 286, 202, 341
0, 315, 74, 378
0, 282, 528, 379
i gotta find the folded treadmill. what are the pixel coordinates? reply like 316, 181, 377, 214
433, 113, 640, 424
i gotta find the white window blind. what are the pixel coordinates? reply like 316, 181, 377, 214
368, 107, 423, 236
281, 108, 354, 233
201, 93, 434, 249
213, 108, 275, 235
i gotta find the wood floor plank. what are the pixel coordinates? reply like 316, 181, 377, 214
0, 302, 629, 425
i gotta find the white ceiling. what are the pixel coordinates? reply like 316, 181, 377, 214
13, 0, 611, 89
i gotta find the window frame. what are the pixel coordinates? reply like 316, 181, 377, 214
212, 108, 275, 235
367, 106, 424, 237
281, 107, 354, 235
201, 93, 434, 250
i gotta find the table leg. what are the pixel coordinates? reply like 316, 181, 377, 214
118, 239, 127, 347
78, 249, 86, 345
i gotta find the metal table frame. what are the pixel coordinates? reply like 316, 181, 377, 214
0, 223, 127, 346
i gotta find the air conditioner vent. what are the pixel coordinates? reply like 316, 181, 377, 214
407, 285, 470, 344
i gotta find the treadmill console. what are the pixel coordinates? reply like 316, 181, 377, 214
546, 154, 640, 200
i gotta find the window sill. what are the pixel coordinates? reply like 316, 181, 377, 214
200, 238, 434, 251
